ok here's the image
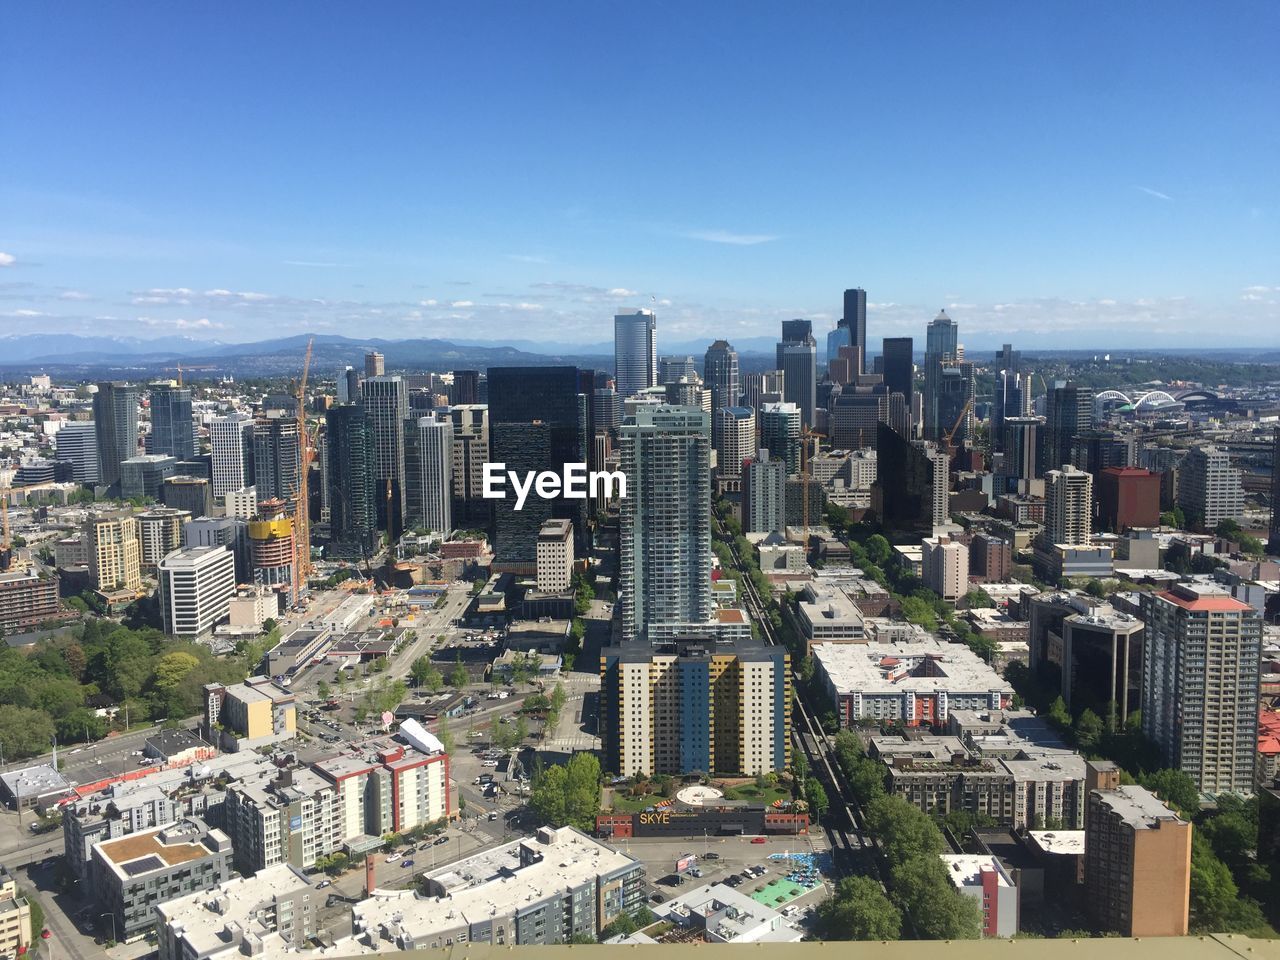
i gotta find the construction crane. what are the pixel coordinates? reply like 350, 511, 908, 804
800, 426, 826, 545
941, 397, 973, 459
293, 337, 315, 593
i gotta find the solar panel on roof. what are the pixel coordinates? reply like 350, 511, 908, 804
122, 855, 164, 877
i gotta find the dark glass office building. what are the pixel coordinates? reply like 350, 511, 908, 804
326, 404, 379, 559
93, 381, 141, 490
149, 383, 195, 460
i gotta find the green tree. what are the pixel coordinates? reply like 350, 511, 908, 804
863, 795, 944, 866
1074, 708, 1104, 752
411, 656, 443, 691
0, 704, 57, 760
817, 876, 902, 940
530, 765, 568, 826
891, 856, 982, 940
1046, 695, 1071, 730
865, 534, 891, 566
153, 651, 200, 690
804, 777, 829, 823
1138, 768, 1200, 818
899, 596, 938, 632
563, 752, 602, 829
316, 680, 331, 700
448, 655, 469, 688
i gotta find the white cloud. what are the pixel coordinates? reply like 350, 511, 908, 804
138, 316, 223, 330
5, 308, 45, 317
450, 300, 474, 308
682, 229, 779, 246
0, 252, 15, 267
1137, 186, 1173, 201
418, 299, 438, 307
608, 288, 638, 297
59, 290, 91, 301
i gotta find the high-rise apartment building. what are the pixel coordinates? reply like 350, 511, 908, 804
614, 310, 657, 397
998, 416, 1043, 492
158, 545, 236, 640
161, 475, 212, 518
448, 403, 489, 525
619, 405, 712, 644
0, 863, 32, 959
185, 516, 251, 584
136, 507, 189, 569
55, 421, 99, 485
922, 534, 969, 604
148, 382, 195, 460
703, 340, 740, 422
85, 512, 142, 593
252, 414, 300, 503
713, 406, 755, 479
360, 376, 409, 537
843, 287, 867, 375
535, 518, 574, 593
759, 401, 801, 475
1176, 444, 1245, 529
1083, 761, 1191, 937
1045, 381, 1094, 473
210, 413, 256, 499
601, 637, 789, 777
1043, 466, 1093, 547
742, 450, 786, 534
93, 381, 141, 490
1141, 583, 1261, 794
249, 499, 297, 606
364, 351, 384, 378
404, 414, 453, 535
487, 366, 584, 570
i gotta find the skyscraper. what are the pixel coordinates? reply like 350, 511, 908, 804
364, 351, 385, 378
487, 366, 584, 569
922, 311, 961, 441
1045, 381, 1094, 473
1141, 583, 1261, 794
360, 375, 409, 537
872, 422, 949, 536
449, 404, 489, 525
55, 422, 99, 485
619, 405, 712, 644
252, 414, 300, 503
325, 405, 378, 559
1043, 466, 1093, 547
93, 382, 141, 491
777, 320, 817, 428
149, 383, 195, 460
843, 287, 867, 376
713, 406, 755, 479
209, 413, 255, 499
703, 340, 740, 420
1176, 445, 1245, 530
999, 416, 1043, 492
404, 414, 453, 535
614, 310, 657, 397
742, 450, 786, 534
881, 337, 914, 408
740, 370, 785, 417
759, 402, 801, 476
658, 355, 697, 385
992, 369, 1023, 452
451, 370, 480, 405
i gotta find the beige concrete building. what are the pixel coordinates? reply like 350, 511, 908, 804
0, 863, 32, 959
535, 518, 574, 593
922, 533, 969, 604
85, 511, 142, 592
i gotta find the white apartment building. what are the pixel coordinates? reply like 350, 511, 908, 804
922, 533, 969, 604
224, 486, 258, 520
210, 414, 255, 499
158, 546, 237, 640
1177, 444, 1245, 529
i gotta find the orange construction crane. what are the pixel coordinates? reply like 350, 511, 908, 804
941, 397, 973, 458
800, 426, 826, 544
293, 337, 315, 591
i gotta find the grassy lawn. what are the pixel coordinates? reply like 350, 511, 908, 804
720, 783, 792, 806
609, 791, 670, 813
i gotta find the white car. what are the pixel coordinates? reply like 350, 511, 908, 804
385, 853, 402, 863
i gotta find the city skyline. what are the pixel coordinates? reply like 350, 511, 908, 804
2, 4, 1278, 348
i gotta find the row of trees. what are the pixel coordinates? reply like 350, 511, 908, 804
529, 752, 601, 831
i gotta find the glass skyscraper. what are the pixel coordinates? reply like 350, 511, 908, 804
93, 381, 141, 490
149, 383, 195, 460
614, 310, 657, 397
325, 404, 378, 559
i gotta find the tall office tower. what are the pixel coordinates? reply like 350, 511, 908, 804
534, 518, 574, 593
619, 405, 712, 645
843, 288, 867, 375
157, 546, 236, 640
658, 355, 697, 384
592, 385, 621, 438
664, 376, 708, 411
121, 454, 177, 500
881, 337, 914, 408
210, 414, 256, 499
713, 406, 755, 479
1270, 428, 1280, 555
601, 637, 790, 777
1082, 762, 1191, 938
360, 375, 409, 537
162, 475, 212, 519
55, 422, 99, 484
921, 310, 958, 440
921, 533, 969, 604
829, 387, 891, 450
403, 414, 453, 535
1095, 467, 1161, 533
759, 402, 802, 475
871, 422, 949, 536
337, 366, 356, 403
93, 382, 141, 490
1043, 466, 1093, 547
931, 360, 975, 444
325, 405, 378, 559
777, 321, 817, 428
448, 404, 489, 525
1045, 381, 1094, 472
364, 351, 384, 378
1176, 445, 1245, 530
992, 369, 1023, 452
998, 416, 1043, 492
85, 512, 143, 593
703, 340, 740, 419
740, 370, 785, 415
1141, 583, 1262, 794
742, 450, 787, 534
488, 366, 583, 569
252, 414, 300, 503
315, 432, 330, 524
614, 309, 657, 397
149, 382, 195, 460
451, 369, 480, 405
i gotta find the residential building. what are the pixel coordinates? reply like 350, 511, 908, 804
0, 570, 62, 632
601, 637, 789, 778
1037, 466, 1093, 579
703, 340, 740, 423
1061, 605, 1144, 726
403, 413, 453, 535
998, 416, 1043, 492
360, 375, 409, 536
156, 863, 317, 960
364, 351, 384, 377
149, 382, 195, 460
1177, 445, 1245, 529
326, 404, 379, 559
742, 449, 786, 534
55, 421, 100, 484
614, 309, 657, 398
535, 518, 574, 593
248, 499, 297, 605
1045, 382, 1094, 473
120, 453, 177, 500
93, 381, 142, 490
210, 413, 255, 499
0, 863, 32, 958
137, 507, 190, 568
970, 532, 1012, 583
184, 516, 251, 584
252, 414, 300, 503
940, 855, 1018, 937
351, 826, 644, 948
224, 486, 257, 520
619, 405, 712, 644
158, 546, 236, 640
89, 818, 233, 942
922, 534, 969, 604
204, 678, 297, 750
1083, 761, 1191, 937
1097, 466, 1160, 531
759, 401, 801, 475
223, 767, 342, 875
714, 406, 756, 479
85, 511, 142, 593
1141, 583, 1262, 794
631, 881, 802, 944
449, 403, 489, 525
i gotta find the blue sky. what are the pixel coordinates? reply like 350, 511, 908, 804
2, 2, 1278, 350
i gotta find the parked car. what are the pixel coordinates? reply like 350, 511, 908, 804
401, 859, 414, 869
385, 853, 402, 863
704, 852, 720, 860
434, 836, 449, 846
316, 880, 332, 889
751, 837, 766, 844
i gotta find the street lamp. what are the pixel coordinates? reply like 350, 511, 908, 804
100, 912, 117, 944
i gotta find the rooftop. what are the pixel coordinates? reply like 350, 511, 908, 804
940, 854, 1013, 889
1027, 830, 1087, 856
1094, 785, 1185, 829
0, 762, 70, 799
95, 819, 227, 879
156, 862, 312, 954
812, 639, 1012, 697
1159, 584, 1253, 614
